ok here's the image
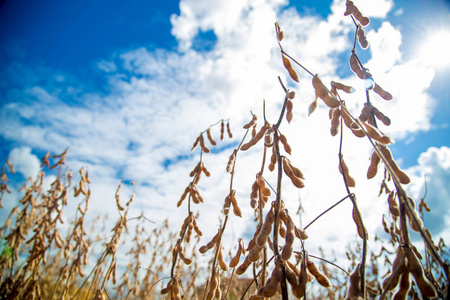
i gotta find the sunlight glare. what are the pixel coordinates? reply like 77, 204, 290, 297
417, 30, 450, 68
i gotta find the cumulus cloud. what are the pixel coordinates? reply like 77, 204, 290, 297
8, 147, 41, 179
0, 0, 447, 265
407, 146, 450, 241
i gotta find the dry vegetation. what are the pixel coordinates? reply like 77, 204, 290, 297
1, 1, 449, 299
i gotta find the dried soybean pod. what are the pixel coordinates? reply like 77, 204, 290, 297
247, 244, 263, 262
177, 244, 192, 265
172, 278, 182, 300
241, 123, 269, 151
199, 134, 210, 153
226, 121, 232, 138
256, 206, 275, 247
161, 278, 174, 294
281, 214, 295, 261
230, 190, 242, 218
367, 149, 381, 179
349, 54, 364, 79
286, 99, 294, 123
358, 104, 371, 123
191, 135, 201, 151
284, 261, 298, 291
206, 128, 216, 146
226, 150, 236, 173
371, 106, 391, 126
306, 257, 332, 288
206, 268, 220, 300
393, 271, 411, 300
363, 122, 392, 145
312, 75, 340, 108
282, 53, 300, 82
344, 0, 354, 16
352, 6, 370, 26
229, 239, 243, 268
387, 191, 400, 217
346, 264, 363, 300
373, 83, 393, 100
352, 207, 367, 239
218, 248, 229, 271
380, 147, 411, 184
243, 114, 257, 129
330, 107, 341, 136
258, 258, 283, 297
279, 133, 292, 155
407, 249, 437, 298
383, 247, 406, 290
236, 255, 252, 275
295, 258, 308, 298
199, 231, 220, 253
294, 225, 309, 240
220, 120, 225, 140
332, 81, 355, 93
308, 99, 318, 116
339, 157, 356, 187
268, 145, 277, 171
287, 159, 305, 179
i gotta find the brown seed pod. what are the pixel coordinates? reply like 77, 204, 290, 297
352, 6, 370, 26
206, 128, 217, 146
380, 147, 411, 184
241, 123, 270, 151
220, 120, 225, 140
229, 239, 243, 268
161, 278, 175, 295
312, 75, 340, 108
294, 225, 309, 240
176, 244, 192, 265
367, 149, 381, 179
306, 257, 332, 288
286, 99, 294, 123
256, 206, 275, 247
236, 255, 252, 275
373, 83, 393, 100
230, 190, 242, 218
218, 248, 229, 271
357, 25, 369, 49
387, 191, 400, 217
358, 103, 371, 123
330, 108, 341, 137
282, 53, 300, 82
199, 231, 220, 254
284, 261, 299, 292
264, 128, 275, 147
407, 249, 437, 298
349, 54, 365, 79
226, 150, 236, 173
363, 122, 392, 145
393, 271, 411, 300
281, 214, 295, 261
258, 258, 283, 297
344, 0, 354, 16
275, 22, 284, 42
295, 258, 309, 298
308, 99, 318, 116
382, 247, 406, 290
226, 121, 233, 138
279, 133, 292, 155
198, 134, 210, 153
243, 114, 257, 129
247, 244, 263, 262
339, 157, 356, 187
352, 207, 367, 240
371, 105, 391, 126
268, 145, 277, 171
206, 268, 220, 300
346, 264, 363, 300
332, 81, 355, 93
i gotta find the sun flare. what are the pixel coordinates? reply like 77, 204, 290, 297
417, 30, 450, 68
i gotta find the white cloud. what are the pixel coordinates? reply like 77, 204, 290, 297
8, 147, 41, 179
407, 146, 450, 241
0, 0, 448, 276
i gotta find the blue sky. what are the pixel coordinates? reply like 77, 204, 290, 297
1, 0, 450, 265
